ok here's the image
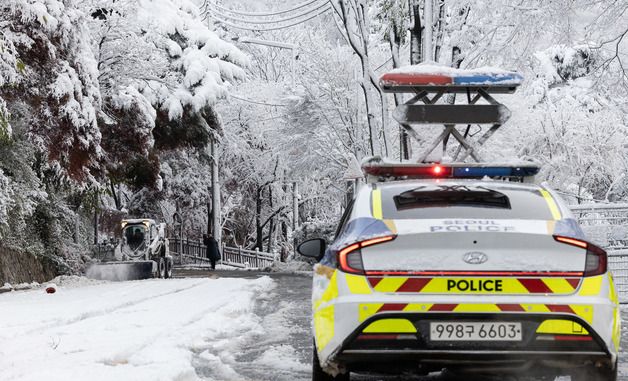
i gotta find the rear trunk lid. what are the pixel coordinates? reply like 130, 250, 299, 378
360, 223, 586, 295
361, 219, 586, 273
357, 182, 588, 295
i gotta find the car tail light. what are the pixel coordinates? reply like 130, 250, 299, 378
338, 235, 396, 274
553, 235, 607, 277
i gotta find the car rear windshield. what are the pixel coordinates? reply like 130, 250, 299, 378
379, 184, 555, 220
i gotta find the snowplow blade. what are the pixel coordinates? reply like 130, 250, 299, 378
86, 261, 155, 281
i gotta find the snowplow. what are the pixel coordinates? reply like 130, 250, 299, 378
87, 219, 173, 281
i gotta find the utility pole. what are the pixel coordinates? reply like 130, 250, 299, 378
292, 181, 299, 233
409, 0, 423, 66
424, 0, 434, 61
210, 137, 221, 246
404, 0, 425, 160
93, 197, 99, 245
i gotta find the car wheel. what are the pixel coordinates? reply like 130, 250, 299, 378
312, 346, 349, 381
157, 257, 166, 278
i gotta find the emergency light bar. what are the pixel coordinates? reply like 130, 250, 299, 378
362, 163, 540, 181
380, 64, 523, 93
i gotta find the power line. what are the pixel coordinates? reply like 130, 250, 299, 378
206, 0, 322, 17
207, 5, 332, 31
205, 0, 329, 25
230, 93, 289, 107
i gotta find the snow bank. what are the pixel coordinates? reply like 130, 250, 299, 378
49, 275, 107, 288
264, 260, 313, 274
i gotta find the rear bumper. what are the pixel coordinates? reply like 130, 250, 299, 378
312, 271, 620, 374
337, 349, 611, 375
333, 312, 613, 374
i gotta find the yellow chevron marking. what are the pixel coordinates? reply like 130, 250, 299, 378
314, 304, 335, 351
403, 303, 433, 312
536, 319, 589, 335
521, 304, 552, 313
321, 270, 339, 302
609, 273, 619, 304
345, 273, 372, 294
612, 307, 621, 350
357, 303, 595, 333
609, 274, 621, 350
371, 189, 383, 219
359, 303, 384, 322
578, 276, 603, 296
373, 277, 407, 293
540, 189, 561, 220
453, 304, 501, 313
314, 270, 339, 311
363, 319, 417, 333
543, 278, 576, 294
369, 277, 579, 295
418, 278, 543, 294
570, 305, 594, 324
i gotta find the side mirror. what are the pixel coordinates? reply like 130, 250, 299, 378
297, 238, 327, 261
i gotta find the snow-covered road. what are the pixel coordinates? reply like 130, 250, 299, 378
1, 271, 627, 381
0, 274, 309, 381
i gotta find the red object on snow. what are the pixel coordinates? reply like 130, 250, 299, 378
45, 286, 56, 294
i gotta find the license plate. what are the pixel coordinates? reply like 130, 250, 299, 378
430, 322, 522, 341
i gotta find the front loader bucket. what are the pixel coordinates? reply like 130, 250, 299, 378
86, 261, 155, 281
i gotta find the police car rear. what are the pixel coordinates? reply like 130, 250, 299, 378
299, 169, 620, 381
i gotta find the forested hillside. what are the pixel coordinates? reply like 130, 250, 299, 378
1, 0, 626, 277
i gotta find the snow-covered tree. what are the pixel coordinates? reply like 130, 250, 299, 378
0, 0, 247, 272
83, 0, 247, 194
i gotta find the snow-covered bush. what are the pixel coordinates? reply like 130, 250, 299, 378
534, 45, 596, 84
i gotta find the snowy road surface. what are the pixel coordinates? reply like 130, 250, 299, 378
1, 270, 627, 381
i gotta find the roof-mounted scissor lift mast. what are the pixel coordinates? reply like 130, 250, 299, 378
364, 65, 536, 182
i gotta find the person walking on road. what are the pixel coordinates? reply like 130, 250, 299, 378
203, 234, 220, 270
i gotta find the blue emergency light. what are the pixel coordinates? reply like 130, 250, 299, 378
453, 73, 523, 86
451, 166, 539, 178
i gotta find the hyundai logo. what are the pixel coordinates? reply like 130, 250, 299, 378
463, 252, 488, 265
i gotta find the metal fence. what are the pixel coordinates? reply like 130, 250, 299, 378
168, 238, 276, 269
570, 204, 628, 301
222, 245, 276, 268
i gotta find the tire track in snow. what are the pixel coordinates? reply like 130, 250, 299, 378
22, 279, 207, 336
94, 284, 263, 371
192, 273, 311, 381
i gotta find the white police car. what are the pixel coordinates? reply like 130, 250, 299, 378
298, 163, 620, 381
